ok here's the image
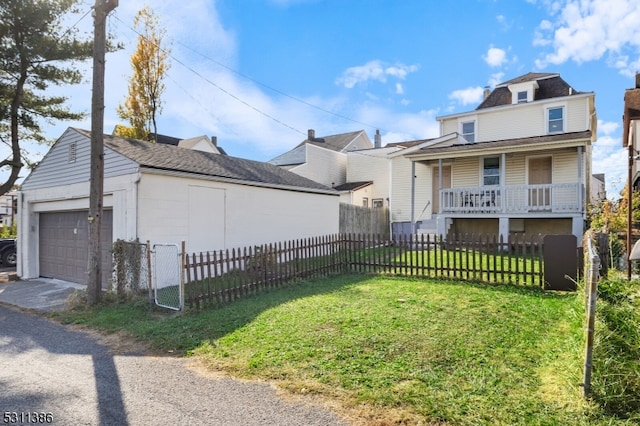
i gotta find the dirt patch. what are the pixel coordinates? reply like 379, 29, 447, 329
64, 324, 169, 357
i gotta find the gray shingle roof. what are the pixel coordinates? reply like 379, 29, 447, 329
74, 129, 335, 193
333, 181, 373, 191
298, 130, 366, 152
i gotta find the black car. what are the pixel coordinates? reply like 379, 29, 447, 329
0, 239, 16, 267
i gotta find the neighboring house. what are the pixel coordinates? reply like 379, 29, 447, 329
18, 128, 339, 286
389, 72, 597, 243
0, 190, 18, 227
151, 132, 227, 155
336, 137, 403, 208
590, 173, 606, 204
623, 74, 640, 191
269, 129, 373, 188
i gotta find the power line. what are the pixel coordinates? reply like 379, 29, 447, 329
174, 39, 385, 132
112, 13, 383, 137
113, 14, 305, 137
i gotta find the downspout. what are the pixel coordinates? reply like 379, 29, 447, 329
133, 170, 142, 241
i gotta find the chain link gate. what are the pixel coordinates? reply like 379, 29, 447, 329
152, 243, 183, 310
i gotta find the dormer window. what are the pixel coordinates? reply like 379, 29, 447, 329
548, 107, 564, 133
517, 91, 528, 103
461, 121, 475, 143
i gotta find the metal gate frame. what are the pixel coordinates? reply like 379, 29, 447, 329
152, 243, 183, 310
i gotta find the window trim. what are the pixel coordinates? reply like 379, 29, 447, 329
517, 91, 528, 103
362, 197, 368, 208
481, 156, 500, 187
546, 104, 566, 134
372, 198, 384, 208
459, 117, 477, 143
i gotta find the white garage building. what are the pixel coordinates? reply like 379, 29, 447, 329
18, 128, 339, 287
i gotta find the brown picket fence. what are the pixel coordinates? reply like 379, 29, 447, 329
183, 233, 544, 309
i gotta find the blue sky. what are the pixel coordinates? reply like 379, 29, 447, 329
23, 0, 640, 198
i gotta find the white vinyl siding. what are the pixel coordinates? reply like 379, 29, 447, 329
505, 154, 526, 185
21, 128, 138, 190
452, 158, 478, 187
441, 120, 457, 136
292, 144, 346, 187
438, 94, 592, 143
343, 133, 374, 152
390, 156, 413, 222
552, 149, 579, 183
391, 157, 429, 222
347, 148, 394, 202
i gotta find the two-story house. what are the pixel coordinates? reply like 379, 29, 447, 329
389, 72, 597, 243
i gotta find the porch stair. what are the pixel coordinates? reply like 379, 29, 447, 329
416, 217, 452, 240
417, 218, 439, 240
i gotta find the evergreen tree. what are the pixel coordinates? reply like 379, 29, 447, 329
0, 0, 94, 194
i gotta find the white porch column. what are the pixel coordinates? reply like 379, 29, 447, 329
572, 216, 584, 244
501, 153, 506, 212
410, 160, 416, 234
499, 217, 509, 243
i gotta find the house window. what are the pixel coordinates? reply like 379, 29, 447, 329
548, 107, 564, 133
372, 199, 384, 208
68, 142, 77, 163
362, 198, 368, 208
483, 157, 500, 186
461, 121, 475, 143
517, 91, 528, 103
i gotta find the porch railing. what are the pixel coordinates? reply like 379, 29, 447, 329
440, 183, 582, 214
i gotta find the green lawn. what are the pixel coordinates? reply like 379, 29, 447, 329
56, 274, 627, 425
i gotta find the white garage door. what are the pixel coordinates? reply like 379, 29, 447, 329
39, 210, 113, 287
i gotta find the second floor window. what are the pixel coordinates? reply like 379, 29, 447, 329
548, 107, 564, 133
483, 157, 500, 186
461, 121, 475, 143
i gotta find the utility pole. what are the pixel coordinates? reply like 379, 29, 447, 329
88, 0, 118, 305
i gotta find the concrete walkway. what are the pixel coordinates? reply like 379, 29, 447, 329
0, 273, 85, 312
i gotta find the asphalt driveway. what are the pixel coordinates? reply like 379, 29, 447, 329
0, 288, 348, 425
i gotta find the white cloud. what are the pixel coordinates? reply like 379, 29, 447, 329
534, 0, 640, 76
395, 83, 404, 95
488, 72, 505, 87
598, 119, 620, 135
449, 87, 485, 106
335, 60, 419, 89
483, 46, 508, 67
